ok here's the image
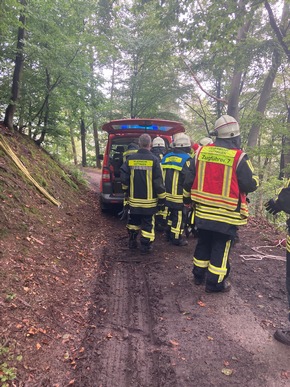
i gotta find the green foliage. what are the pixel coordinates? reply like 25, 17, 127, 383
67, 167, 88, 186
0, 343, 20, 386
0, 362, 16, 386
60, 171, 78, 190
5, 292, 16, 302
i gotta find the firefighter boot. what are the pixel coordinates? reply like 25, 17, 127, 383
140, 242, 153, 255
165, 227, 171, 242
205, 280, 231, 293
171, 236, 188, 246
128, 231, 138, 249
274, 329, 290, 346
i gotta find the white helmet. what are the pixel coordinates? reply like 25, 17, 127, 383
152, 136, 165, 147
213, 115, 240, 138
174, 133, 191, 148
199, 137, 213, 146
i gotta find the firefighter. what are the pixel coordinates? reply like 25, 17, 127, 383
161, 133, 192, 246
151, 136, 167, 160
265, 181, 290, 345
183, 115, 259, 292
123, 142, 139, 163
118, 143, 140, 219
120, 134, 166, 254
151, 136, 167, 231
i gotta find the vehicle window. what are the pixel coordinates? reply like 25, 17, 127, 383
109, 138, 139, 158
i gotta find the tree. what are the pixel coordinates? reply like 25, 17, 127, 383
4, 0, 27, 130
247, 1, 290, 148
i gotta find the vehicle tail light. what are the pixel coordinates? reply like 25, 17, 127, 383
102, 167, 111, 182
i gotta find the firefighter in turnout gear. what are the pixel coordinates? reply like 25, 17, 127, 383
265, 180, 290, 345
151, 136, 168, 231
120, 134, 166, 254
118, 143, 140, 220
161, 133, 192, 246
151, 136, 167, 160
123, 142, 139, 163
183, 115, 259, 292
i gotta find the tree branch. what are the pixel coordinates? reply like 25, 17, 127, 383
264, 0, 290, 61
181, 58, 228, 104
178, 97, 210, 135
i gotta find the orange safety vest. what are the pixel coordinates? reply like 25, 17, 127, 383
191, 145, 248, 218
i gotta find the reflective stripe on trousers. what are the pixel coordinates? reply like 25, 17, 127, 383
193, 229, 234, 285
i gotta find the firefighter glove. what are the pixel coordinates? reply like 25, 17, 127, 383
265, 199, 281, 215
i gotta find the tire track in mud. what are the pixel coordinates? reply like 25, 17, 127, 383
74, 241, 177, 387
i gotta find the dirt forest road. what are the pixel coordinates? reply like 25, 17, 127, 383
77, 168, 290, 387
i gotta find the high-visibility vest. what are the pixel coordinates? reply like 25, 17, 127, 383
161, 151, 191, 205
191, 145, 248, 217
161, 152, 191, 171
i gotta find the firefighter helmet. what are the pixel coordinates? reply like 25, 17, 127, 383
212, 115, 240, 138
174, 133, 191, 148
199, 137, 213, 146
152, 136, 165, 147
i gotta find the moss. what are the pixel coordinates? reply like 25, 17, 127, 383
35, 174, 47, 188
61, 172, 78, 190
0, 228, 9, 238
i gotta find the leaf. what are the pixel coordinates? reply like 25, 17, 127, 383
281, 370, 290, 379
221, 368, 233, 376
169, 340, 179, 346
36, 343, 41, 350
197, 300, 206, 307
207, 336, 214, 341
27, 326, 38, 336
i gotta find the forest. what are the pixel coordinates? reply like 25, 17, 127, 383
1, 0, 290, 217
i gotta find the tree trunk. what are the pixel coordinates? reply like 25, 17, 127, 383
226, 2, 251, 119
69, 126, 78, 165
93, 122, 101, 169
4, 0, 27, 130
247, 48, 281, 147
80, 118, 87, 167
216, 77, 223, 117
248, 0, 290, 147
109, 60, 115, 121
35, 68, 50, 146
280, 107, 290, 179
264, 0, 290, 61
